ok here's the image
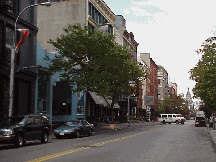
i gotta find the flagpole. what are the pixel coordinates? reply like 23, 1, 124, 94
8, 2, 51, 117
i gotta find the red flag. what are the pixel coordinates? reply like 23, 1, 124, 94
15, 29, 29, 52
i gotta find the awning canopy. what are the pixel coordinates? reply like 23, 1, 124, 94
106, 100, 120, 109
89, 92, 109, 107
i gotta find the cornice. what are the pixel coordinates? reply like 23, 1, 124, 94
89, 0, 116, 24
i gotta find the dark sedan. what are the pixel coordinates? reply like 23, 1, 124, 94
53, 120, 94, 138
195, 117, 207, 127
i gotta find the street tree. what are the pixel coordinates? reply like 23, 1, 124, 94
189, 37, 216, 112
158, 94, 189, 115
42, 24, 145, 121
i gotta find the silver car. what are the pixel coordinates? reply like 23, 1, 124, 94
53, 120, 94, 139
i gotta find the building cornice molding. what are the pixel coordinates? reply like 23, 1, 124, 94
89, 0, 116, 24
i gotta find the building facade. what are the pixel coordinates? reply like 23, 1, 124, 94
36, 0, 118, 122
0, 0, 38, 119
137, 56, 149, 118
140, 53, 158, 120
157, 65, 168, 101
168, 82, 177, 96
114, 15, 139, 118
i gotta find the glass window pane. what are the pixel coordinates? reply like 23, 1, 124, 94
6, 27, 13, 46
88, 2, 92, 16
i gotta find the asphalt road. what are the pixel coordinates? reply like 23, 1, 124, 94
0, 120, 216, 162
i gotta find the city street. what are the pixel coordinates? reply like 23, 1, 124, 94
0, 120, 216, 162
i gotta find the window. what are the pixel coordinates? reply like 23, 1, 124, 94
99, 12, 103, 24
108, 25, 113, 34
88, 2, 107, 26
26, 116, 34, 124
6, 26, 13, 46
88, 23, 94, 32
92, 6, 95, 20
88, 2, 92, 16
162, 115, 167, 118
0, 21, 3, 58
5, 0, 14, 13
38, 70, 50, 114
34, 116, 44, 124
95, 10, 99, 23
168, 115, 172, 118
5, 26, 13, 63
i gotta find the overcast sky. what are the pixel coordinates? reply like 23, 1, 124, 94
105, 0, 216, 102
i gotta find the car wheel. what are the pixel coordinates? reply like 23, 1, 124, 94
88, 129, 92, 136
76, 131, 80, 138
14, 134, 24, 147
41, 132, 49, 143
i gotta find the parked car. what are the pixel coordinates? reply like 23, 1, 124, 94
0, 114, 51, 147
195, 117, 207, 127
53, 120, 94, 139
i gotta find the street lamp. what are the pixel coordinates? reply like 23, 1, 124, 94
128, 95, 131, 126
9, 2, 51, 117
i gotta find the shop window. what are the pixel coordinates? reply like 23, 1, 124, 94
38, 70, 50, 114
52, 81, 71, 115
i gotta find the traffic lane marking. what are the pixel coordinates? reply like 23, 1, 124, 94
26, 125, 171, 162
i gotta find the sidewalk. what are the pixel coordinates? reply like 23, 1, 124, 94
208, 126, 216, 148
94, 121, 161, 133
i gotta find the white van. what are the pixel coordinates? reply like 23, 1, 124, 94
158, 114, 185, 124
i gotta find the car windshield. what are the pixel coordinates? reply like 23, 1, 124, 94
1, 117, 26, 125
196, 117, 205, 120
64, 121, 79, 126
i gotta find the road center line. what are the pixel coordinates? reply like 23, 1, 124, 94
26, 126, 169, 162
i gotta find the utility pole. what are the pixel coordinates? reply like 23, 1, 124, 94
128, 96, 130, 126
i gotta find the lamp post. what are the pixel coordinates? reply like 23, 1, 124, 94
8, 2, 51, 117
128, 95, 130, 126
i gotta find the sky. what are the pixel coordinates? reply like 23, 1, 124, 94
104, 0, 216, 102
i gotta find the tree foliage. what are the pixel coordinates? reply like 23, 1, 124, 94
43, 24, 145, 109
158, 94, 189, 115
189, 37, 216, 111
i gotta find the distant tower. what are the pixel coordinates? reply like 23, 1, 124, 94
186, 88, 193, 109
